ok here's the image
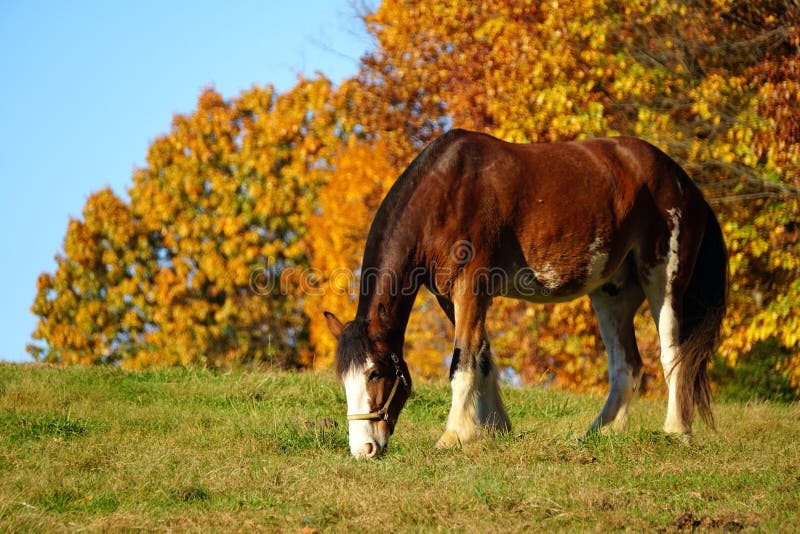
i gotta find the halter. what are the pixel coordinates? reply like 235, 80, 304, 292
347, 353, 409, 422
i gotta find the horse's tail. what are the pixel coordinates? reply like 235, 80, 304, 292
677, 203, 728, 429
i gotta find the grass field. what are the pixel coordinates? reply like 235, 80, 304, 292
1, 364, 798, 532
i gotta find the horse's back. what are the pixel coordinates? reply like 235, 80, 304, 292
428, 130, 688, 215
430, 130, 700, 243
414, 130, 702, 300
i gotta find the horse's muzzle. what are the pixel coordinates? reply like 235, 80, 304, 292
352, 441, 386, 459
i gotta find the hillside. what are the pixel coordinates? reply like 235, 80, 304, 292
1, 364, 798, 531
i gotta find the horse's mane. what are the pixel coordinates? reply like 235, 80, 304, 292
335, 318, 372, 376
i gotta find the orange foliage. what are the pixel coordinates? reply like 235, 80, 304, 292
31, 0, 799, 393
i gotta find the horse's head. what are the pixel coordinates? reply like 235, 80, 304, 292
324, 309, 412, 459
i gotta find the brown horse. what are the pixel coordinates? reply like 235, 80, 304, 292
324, 129, 727, 458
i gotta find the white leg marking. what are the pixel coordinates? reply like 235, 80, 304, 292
662, 209, 685, 433
644, 209, 688, 434
659, 300, 685, 434
437, 368, 480, 447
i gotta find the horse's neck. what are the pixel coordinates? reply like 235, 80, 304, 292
355, 247, 421, 348
355, 165, 427, 347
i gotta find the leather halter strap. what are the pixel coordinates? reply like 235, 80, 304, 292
347, 353, 409, 422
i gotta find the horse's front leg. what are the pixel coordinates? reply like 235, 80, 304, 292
436, 294, 510, 448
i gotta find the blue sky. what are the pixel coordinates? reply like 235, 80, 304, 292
0, 1, 374, 362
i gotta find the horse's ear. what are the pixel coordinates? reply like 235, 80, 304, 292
324, 311, 344, 340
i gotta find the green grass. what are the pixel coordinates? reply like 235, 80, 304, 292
1, 364, 798, 532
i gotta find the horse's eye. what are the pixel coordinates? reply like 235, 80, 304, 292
368, 369, 381, 381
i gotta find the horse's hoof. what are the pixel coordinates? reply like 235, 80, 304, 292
435, 430, 462, 449
666, 431, 694, 446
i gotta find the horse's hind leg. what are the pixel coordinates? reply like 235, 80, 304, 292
436, 292, 510, 448
588, 275, 645, 432
639, 208, 704, 436
641, 260, 687, 435
641, 258, 692, 436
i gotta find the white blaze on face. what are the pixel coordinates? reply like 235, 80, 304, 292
343, 359, 388, 458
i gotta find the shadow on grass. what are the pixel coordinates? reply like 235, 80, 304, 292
0, 412, 92, 443
32, 488, 120, 514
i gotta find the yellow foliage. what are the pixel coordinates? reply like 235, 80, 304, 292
30, 80, 338, 368
324, 0, 799, 389
30, 0, 800, 395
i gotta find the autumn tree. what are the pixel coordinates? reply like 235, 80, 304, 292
30, 79, 340, 368
29, 189, 154, 364
308, 0, 800, 391
32, 0, 799, 395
